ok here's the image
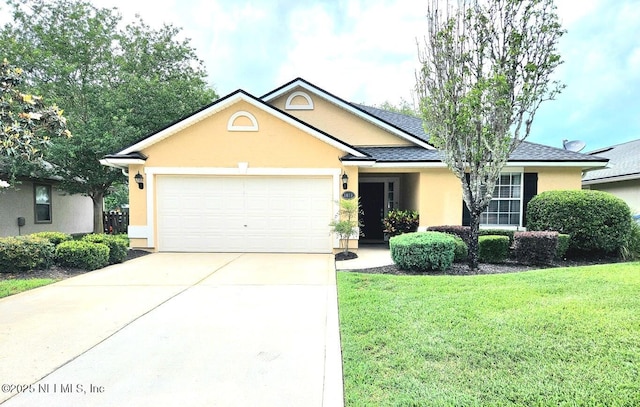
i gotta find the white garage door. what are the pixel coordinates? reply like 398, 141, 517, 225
156, 176, 334, 253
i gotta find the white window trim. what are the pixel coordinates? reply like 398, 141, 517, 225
285, 91, 314, 110
480, 171, 524, 228
227, 111, 259, 131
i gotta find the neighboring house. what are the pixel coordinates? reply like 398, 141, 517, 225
582, 139, 640, 214
101, 78, 607, 253
0, 176, 93, 237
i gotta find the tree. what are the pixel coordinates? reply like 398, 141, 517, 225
0, 0, 218, 232
0, 59, 71, 183
416, 0, 564, 270
376, 97, 419, 117
330, 198, 362, 260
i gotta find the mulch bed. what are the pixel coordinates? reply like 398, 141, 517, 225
0, 249, 151, 281
338, 253, 624, 276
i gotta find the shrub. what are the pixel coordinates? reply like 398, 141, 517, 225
527, 190, 632, 255
479, 229, 515, 245
383, 210, 419, 237
55, 241, 109, 271
621, 221, 640, 261
426, 225, 471, 244
452, 235, 468, 263
29, 231, 73, 246
513, 231, 558, 265
82, 234, 128, 264
556, 234, 570, 259
390, 232, 456, 271
0, 236, 55, 272
478, 235, 509, 263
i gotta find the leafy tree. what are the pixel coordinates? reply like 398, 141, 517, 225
416, 0, 565, 270
330, 198, 362, 258
0, 0, 218, 232
0, 59, 70, 182
376, 98, 419, 117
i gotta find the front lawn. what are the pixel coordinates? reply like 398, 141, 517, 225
338, 263, 640, 406
0, 278, 57, 299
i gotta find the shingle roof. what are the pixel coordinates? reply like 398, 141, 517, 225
351, 104, 431, 144
351, 104, 608, 164
582, 139, 640, 182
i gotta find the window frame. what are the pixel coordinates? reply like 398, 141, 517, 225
34, 184, 53, 224
480, 172, 524, 228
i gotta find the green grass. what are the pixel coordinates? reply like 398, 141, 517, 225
338, 263, 640, 406
0, 278, 57, 298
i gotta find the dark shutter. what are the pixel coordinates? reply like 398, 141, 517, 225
523, 172, 538, 227
461, 173, 471, 226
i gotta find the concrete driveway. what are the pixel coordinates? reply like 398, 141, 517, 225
0, 253, 343, 407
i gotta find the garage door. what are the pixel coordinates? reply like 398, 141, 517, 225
156, 176, 334, 252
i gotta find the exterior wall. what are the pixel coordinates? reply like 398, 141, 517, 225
586, 179, 640, 214
417, 169, 462, 227
128, 100, 349, 250
0, 180, 93, 237
270, 88, 412, 147
400, 173, 420, 212
531, 167, 582, 192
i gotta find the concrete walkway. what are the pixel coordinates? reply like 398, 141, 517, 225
0, 253, 343, 407
335, 245, 393, 270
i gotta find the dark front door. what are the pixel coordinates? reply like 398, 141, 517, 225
359, 182, 385, 241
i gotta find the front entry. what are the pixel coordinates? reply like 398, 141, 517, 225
359, 182, 385, 241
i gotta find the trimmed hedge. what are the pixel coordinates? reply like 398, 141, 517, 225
513, 231, 558, 265
426, 225, 471, 244
527, 190, 632, 255
556, 234, 570, 259
478, 235, 510, 263
55, 241, 109, 271
479, 229, 515, 245
29, 231, 73, 246
382, 210, 419, 237
82, 234, 128, 264
390, 232, 456, 271
452, 235, 468, 263
0, 236, 55, 273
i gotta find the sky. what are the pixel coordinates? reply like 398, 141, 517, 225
4, 0, 640, 151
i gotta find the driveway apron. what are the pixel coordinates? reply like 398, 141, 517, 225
0, 253, 343, 407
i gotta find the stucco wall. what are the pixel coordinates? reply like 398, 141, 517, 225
587, 179, 640, 214
0, 181, 93, 237
269, 87, 412, 147
531, 167, 582, 192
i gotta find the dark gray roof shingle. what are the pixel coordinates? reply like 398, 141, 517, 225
583, 139, 640, 181
351, 104, 608, 163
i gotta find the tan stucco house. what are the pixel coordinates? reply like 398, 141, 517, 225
101, 78, 608, 253
0, 176, 93, 237
582, 139, 640, 215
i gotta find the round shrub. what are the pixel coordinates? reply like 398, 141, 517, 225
478, 235, 510, 263
55, 241, 109, 271
527, 190, 631, 255
452, 235, 468, 263
390, 232, 456, 271
29, 231, 73, 246
0, 236, 54, 272
82, 234, 128, 264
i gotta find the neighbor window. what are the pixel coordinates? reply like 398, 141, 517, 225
480, 173, 522, 226
34, 184, 52, 223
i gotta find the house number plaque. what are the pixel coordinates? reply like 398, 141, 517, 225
342, 191, 356, 200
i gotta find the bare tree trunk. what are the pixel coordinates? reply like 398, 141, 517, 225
468, 211, 481, 271
91, 192, 104, 234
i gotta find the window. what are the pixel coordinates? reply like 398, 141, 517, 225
34, 184, 52, 223
480, 173, 521, 226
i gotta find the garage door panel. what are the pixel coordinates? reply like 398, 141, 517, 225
157, 176, 333, 252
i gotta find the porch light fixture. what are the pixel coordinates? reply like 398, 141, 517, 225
341, 172, 349, 190
134, 171, 144, 190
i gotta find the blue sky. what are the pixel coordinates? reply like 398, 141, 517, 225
6, 0, 640, 151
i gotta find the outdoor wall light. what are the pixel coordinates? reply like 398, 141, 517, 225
342, 172, 349, 190
134, 171, 144, 190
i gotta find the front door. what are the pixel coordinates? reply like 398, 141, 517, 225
359, 182, 385, 241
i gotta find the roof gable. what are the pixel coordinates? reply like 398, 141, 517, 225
261, 78, 435, 150
112, 89, 367, 159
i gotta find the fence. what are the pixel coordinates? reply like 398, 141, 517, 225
103, 211, 129, 234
